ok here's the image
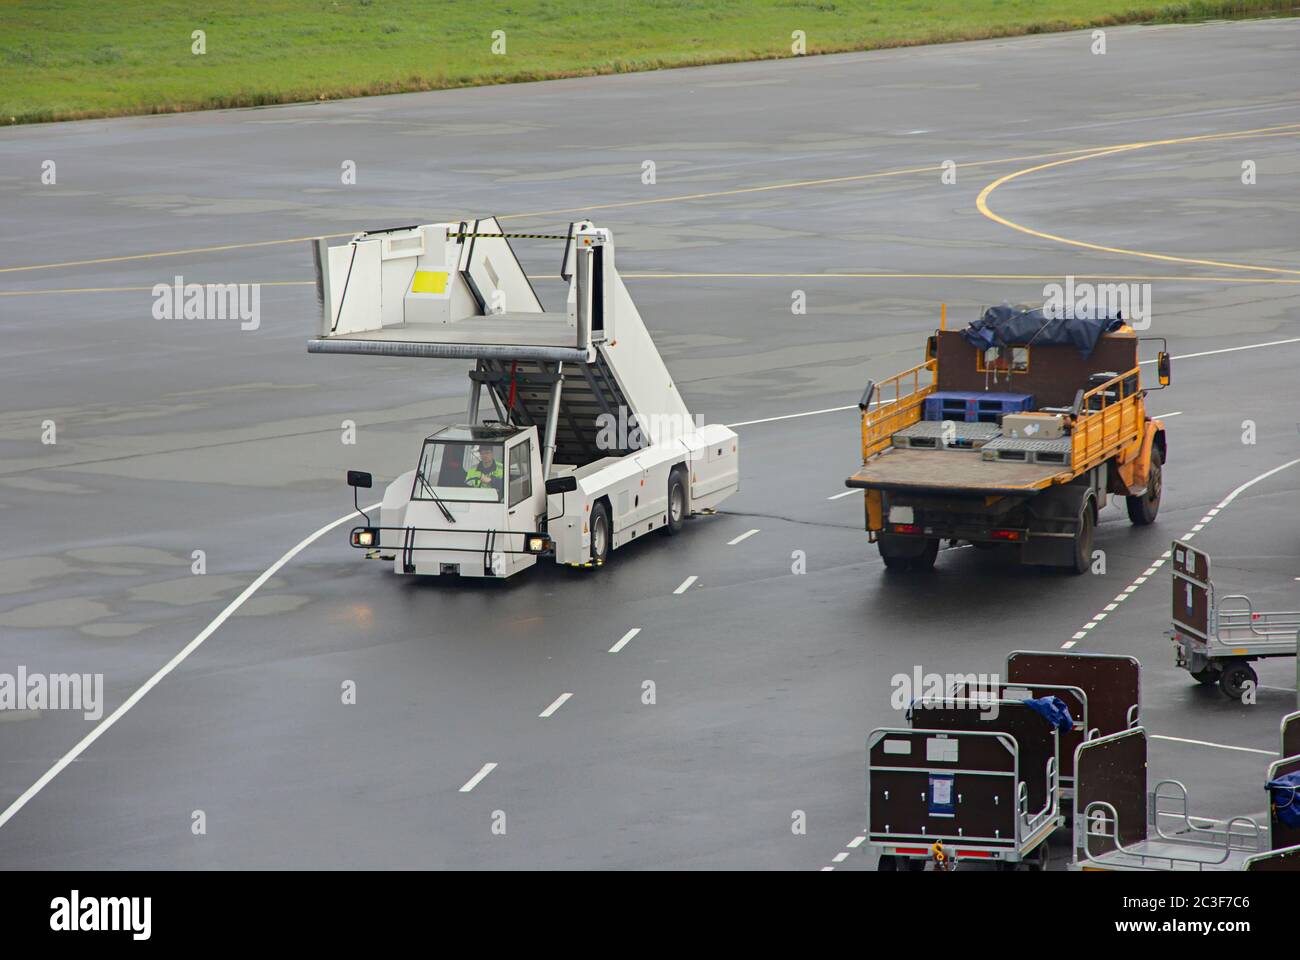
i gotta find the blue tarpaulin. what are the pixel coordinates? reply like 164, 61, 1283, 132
1021, 695, 1074, 732
962, 303, 1125, 359
1267, 772, 1300, 827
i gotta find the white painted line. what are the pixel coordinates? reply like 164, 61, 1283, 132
460, 763, 498, 793
728, 528, 760, 545
828, 489, 859, 500
1157, 337, 1300, 363
1093, 612, 1107, 621
821, 866, 835, 872
1134, 576, 1147, 585
539, 692, 573, 718
1151, 734, 1277, 757
1207, 508, 1220, 517
1072, 631, 1087, 640
1217, 458, 1300, 510
1181, 532, 1195, 541
1062, 640, 1078, 649
1151, 411, 1182, 418
674, 575, 698, 595
609, 627, 641, 653
1104, 604, 1118, 612
1083, 621, 1098, 630
848, 836, 865, 849
1161, 550, 1172, 558
0, 502, 379, 832
1192, 524, 1205, 532
1125, 585, 1140, 593
727, 404, 857, 428
832, 852, 849, 863
1113, 594, 1129, 603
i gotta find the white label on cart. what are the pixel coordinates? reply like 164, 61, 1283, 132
932, 778, 953, 805
883, 739, 911, 755
888, 506, 914, 524
926, 737, 958, 762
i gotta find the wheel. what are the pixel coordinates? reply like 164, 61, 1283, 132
877, 854, 897, 872
663, 467, 687, 536
1218, 660, 1257, 701
1126, 448, 1162, 525
589, 501, 611, 566
878, 534, 939, 572
1069, 500, 1095, 575
1190, 667, 1221, 685
911, 537, 939, 571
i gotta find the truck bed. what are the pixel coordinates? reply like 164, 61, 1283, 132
847, 447, 1065, 496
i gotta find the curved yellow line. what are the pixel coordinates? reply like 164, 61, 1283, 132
975, 124, 1300, 277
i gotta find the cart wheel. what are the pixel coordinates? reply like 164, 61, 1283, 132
589, 501, 611, 566
1068, 500, 1095, 575
877, 854, 897, 872
1190, 667, 1221, 685
1218, 660, 1257, 701
663, 467, 687, 536
1025, 844, 1049, 872
1126, 448, 1162, 526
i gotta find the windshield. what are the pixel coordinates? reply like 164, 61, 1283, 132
413, 440, 504, 503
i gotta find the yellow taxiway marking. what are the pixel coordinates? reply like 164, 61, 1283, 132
4, 136, 1279, 276
976, 124, 1300, 277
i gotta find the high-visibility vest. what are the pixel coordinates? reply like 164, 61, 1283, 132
466, 461, 503, 487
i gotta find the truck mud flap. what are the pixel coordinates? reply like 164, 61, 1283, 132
1022, 486, 1090, 567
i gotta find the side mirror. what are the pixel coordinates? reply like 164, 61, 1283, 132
545, 476, 577, 495
925, 335, 937, 362
347, 470, 373, 489
1157, 352, 1171, 387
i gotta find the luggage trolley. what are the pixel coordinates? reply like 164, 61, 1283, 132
868, 697, 1063, 871
1170, 540, 1300, 699
1070, 727, 1300, 871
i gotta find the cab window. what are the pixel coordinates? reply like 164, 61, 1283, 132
508, 441, 532, 505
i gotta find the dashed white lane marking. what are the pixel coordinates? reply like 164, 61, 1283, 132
0, 502, 379, 832
609, 628, 641, 653
728, 528, 760, 545
828, 489, 859, 500
1151, 735, 1278, 757
1059, 458, 1300, 653
832, 852, 849, 863
674, 575, 698, 595
460, 763, 498, 793
539, 693, 573, 718
848, 836, 865, 848
1153, 411, 1183, 418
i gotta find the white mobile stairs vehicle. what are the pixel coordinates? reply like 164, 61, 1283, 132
309, 218, 740, 579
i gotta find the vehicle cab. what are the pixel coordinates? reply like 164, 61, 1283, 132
363, 423, 549, 578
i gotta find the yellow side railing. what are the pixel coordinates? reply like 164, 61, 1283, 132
861, 359, 938, 461
1070, 366, 1144, 473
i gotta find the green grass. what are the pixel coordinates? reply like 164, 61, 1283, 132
0, 0, 1295, 125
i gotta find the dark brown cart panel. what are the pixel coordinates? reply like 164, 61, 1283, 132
1006, 650, 1141, 739
1245, 843, 1300, 872
1283, 711, 1300, 759
909, 699, 1059, 816
1074, 727, 1149, 858
867, 728, 1019, 849
1171, 541, 1211, 641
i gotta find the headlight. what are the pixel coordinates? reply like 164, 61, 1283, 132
351, 528, 378, 548
526, 535, 549, 554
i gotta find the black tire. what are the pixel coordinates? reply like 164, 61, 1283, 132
911, 537, 939, 571
877, 854, 898, 872
1069, 500, 1095, 575
1191, 667, 1221, 686
1126, 448, 1163, 526
1218, 660, 1257, 701
663, 467, 687, 536
590, 501, 611, 566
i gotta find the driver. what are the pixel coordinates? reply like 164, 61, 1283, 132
465, 445, 504, 490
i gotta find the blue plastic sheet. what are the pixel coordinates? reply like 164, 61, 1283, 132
1021, 695, 1074, 732
1268, 772, 1300, 828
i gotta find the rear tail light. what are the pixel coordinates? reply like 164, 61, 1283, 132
990, 529, 1022, 541
893, 523, 920, 535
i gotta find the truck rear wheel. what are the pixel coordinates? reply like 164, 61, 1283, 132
1218, 660, 1257, 700
1126, 449, 1162, 526
1069, 501, 1094, 575
663, 467, 687, 536
590, 501, 611, 566
879, 534, 938, 572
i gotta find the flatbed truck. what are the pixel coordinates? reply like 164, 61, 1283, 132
845, 312, 1171, 573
